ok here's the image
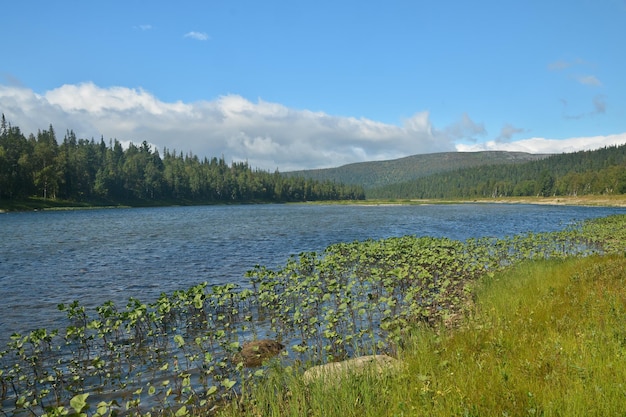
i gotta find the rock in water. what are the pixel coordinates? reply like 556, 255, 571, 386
237, 339, 285, 367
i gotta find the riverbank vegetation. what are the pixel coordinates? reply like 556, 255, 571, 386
227, 254, 626, 417
0, 116, 364, 210
1, 214, 625, 416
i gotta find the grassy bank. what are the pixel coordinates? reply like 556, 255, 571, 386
0, 197, 274, 212
222, 255, 626, 417
0, 197, 108, 212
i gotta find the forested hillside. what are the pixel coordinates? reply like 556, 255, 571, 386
0, 116, 364, 205
4, 113, 623, 205
368, 144, 626, 199
285, 151, 548, 189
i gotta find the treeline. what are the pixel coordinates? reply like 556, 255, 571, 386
287, 151, 547, 190
368, 144, 626, 199
0, 115, 365, 203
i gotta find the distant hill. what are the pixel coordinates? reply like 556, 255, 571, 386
367, 145, 626, 199
285, 151, 550, 189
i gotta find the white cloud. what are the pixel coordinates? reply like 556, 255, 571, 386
443, 113, 487, 142
1, 83, 625, 171
496, 123, 527, 143
547, 60, 571, 71
593, 94, 606, 114
547, 58, 587, 71
562, 94, 608, 120
184, 31, 209, 41
575, 75, 602, 87
549, 59, 603, 87
0, 83, 455, 170
456, 133, 626, 154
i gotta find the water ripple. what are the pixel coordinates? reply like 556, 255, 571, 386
1, 203, 624, 347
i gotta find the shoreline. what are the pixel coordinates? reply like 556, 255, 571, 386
2, 195, 626, 213
322, 195, 626, 208
434, 195, 626, 207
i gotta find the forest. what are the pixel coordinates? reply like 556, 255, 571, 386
287, 151, 547, 190
3, 112, 625, 204
0, 115, 365, 205
367, 144, 626, 199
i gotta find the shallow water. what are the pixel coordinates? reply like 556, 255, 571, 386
1, 203, 624, 346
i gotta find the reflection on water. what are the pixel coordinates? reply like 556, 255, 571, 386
1, 203, 624, 346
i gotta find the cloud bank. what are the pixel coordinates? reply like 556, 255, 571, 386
1, 83, 625, 171
456, 133, 626, 154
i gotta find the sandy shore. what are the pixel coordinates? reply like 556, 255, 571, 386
412, 195, 626, 207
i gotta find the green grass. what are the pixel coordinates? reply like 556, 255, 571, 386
0, 196, 266, 212
220, 255, 626, 417
0, 197, 102, 211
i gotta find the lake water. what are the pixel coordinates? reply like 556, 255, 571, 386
1, 203, 625, 347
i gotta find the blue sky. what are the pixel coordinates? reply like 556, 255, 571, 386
1, 0, 625, 170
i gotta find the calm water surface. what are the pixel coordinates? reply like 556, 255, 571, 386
1, 203, 624, 346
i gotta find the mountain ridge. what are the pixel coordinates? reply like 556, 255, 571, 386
285, 151, 551, 189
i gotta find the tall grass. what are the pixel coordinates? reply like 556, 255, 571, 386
222, 255, 626, 417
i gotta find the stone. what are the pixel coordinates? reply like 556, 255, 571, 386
302, 354, 403, 384
237, 339, 284, 367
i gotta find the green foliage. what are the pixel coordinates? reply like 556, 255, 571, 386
392, 255, 626, 416
0, 116, 365, 205
246, 236, 489, 361
1, 214, 624, 416
286, 150, 547, 190
368, 144, 626, 199
221, 254, 626, 417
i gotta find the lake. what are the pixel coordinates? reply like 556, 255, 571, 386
1, 203, 625, 347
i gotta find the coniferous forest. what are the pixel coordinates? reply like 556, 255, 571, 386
368, 144, 626, 199
3, 113, 625, 205
0, 115, 365, 205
